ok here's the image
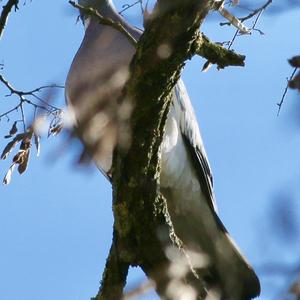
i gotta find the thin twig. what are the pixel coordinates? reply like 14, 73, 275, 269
223, 0, 272, 51
0, 73, 62, 124
0, 0, 19, 39
31, 94, 61, 111
0, 74, 18, 95
239, 0, 272, 22
119, 0, 141, 15
19, 101, 26, 130
220, 0, 272, 26
24, 84, 64, 95
69, 1, 137, 47
0, 74, 63, 97
228, 29, 239, 50
0, 103, 20, 119
277, 67, 298, 116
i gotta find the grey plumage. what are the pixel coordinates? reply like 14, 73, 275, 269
65, 1, 260, 299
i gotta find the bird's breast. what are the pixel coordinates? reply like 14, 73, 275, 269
160, 106, 201, 199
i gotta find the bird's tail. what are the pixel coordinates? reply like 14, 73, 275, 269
163, 189, 260, 300
207, 213, 261, 300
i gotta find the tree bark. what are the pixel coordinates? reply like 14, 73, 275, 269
109, 1, 215, 299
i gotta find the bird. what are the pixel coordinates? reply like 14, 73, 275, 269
65, 1, 261, 299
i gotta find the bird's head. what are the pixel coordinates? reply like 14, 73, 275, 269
78, 0, 116, 28
78, 0, 115, 15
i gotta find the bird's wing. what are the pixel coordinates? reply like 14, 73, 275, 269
171, 80, 261, 299
65, 10, 142, 179
173, 79, 218, 213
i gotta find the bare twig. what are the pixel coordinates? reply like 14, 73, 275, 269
277, 67, 298, 116
0, 0, 19, 39
220, 0, 272, 51
220, 0, 272, 26
202, 0, 270, 71
227, 29, 239, 50
0, 103, 21, 119
119, 0, 142, 15
0, 74, 63, 97
19, 101, 26, 131
0, 74, 63, 121
288, 56, 300, 91
69, 1, 137, 47
0, 74, 64, 184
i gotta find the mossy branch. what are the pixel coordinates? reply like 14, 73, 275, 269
92, 233, 129, 300
85, 0, 247, 299
110, 0, 214, 299
196, 33, 245, 68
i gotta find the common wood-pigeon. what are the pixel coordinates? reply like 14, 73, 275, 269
65, 1, 260, 299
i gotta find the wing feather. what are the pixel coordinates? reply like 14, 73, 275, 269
173, 80, 218, 212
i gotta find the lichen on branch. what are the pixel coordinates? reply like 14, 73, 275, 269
196, 33, 245, 68
109, 1, 214, 299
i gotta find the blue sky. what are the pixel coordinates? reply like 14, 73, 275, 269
0, 1, 300, 299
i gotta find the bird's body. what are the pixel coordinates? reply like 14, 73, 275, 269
66, 1, 260, 299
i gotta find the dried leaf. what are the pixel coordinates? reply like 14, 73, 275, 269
290, 281, 300, 297
34, 133, 40, 157
50, 123, 63, 136
9, 121, 18, 136
289, 72, 300, 91
3, 163, 16, 185
13, 150, 26, 164
202, 61, 212, 72
20, 137, 31, 150
219, 7, 251, 34
18, 149, 30, 174
289, 56, 300, 68
1, 140, 18, 159
4, 122, 18, 139
0, 133, 25, 160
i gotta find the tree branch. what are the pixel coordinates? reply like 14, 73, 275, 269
219, 0, 272, 26
69, 1, 137, 47
0, 73, 62, 119
196, 33, 245, 68
68, 1, 245, 70
111, 0, 214, 298
0, 0, 19, 39
92, 232, 130, 300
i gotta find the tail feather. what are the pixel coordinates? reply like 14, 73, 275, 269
211, 213, 260, 299
162, 187, 261, 300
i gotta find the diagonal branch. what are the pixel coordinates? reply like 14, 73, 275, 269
196, 33, 245, 68
0, 0, 19, 39
111, 0, 214, 299
92, 232, 130, 300
69, 1, 137, 47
